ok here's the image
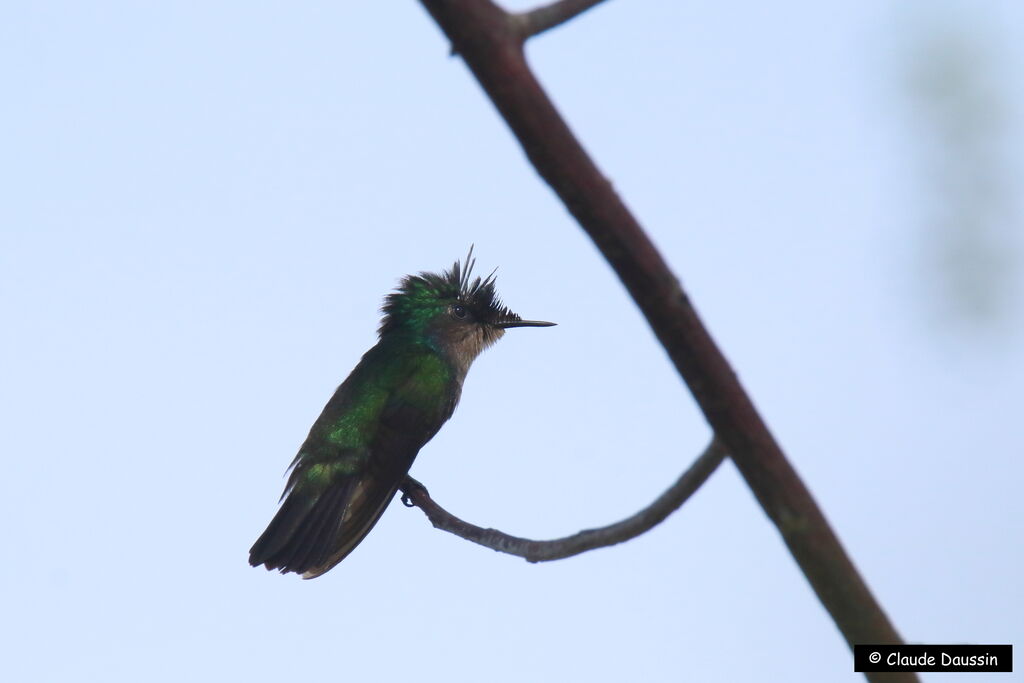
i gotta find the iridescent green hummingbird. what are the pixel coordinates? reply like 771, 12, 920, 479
249, 251, 554, 578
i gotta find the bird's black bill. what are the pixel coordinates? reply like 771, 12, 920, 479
495, 320, 556, 329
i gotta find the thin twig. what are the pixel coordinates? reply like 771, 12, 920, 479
512, 0, 611, 40
416, 2, 913, 679
400, 438, 727, 562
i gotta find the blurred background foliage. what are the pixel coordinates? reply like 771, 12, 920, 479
902, 8, 1021, 338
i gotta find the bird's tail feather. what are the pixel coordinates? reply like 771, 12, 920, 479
248, 475, 398, 578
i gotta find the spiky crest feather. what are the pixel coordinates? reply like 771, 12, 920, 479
378, 247, 522, 336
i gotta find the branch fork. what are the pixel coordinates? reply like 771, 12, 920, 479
412, 1, 912, 679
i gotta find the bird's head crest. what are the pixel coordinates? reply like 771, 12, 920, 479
378, 246, 523, 337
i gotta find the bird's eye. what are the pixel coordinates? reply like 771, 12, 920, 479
452, 304, 468, 319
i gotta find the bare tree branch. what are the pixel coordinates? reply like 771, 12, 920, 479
512, 0, 611, 39
416, 1, 913, 679
401, 438, 727, 562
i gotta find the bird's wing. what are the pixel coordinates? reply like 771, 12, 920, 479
296, 361, 459, 578
249, 348, 458, 578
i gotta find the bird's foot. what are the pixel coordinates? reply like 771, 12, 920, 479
401, 476, 429, 507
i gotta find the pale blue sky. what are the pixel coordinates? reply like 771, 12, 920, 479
2, 2, 1022, 681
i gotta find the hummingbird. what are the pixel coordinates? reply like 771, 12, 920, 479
249, 250, 554, 578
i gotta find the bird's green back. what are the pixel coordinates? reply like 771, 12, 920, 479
287, 336, 459, 494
